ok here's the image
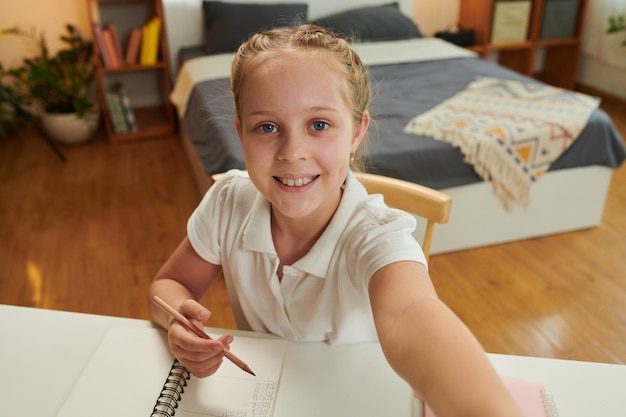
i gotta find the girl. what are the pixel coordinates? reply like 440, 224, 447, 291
149, 24, 522, 417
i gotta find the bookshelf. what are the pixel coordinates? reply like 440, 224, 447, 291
459, 0, 588, 90
87, 0, 176, 143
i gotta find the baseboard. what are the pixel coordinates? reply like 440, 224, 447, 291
576, 83, 626, 110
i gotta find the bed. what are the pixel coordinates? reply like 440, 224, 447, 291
162, 0, 625, 254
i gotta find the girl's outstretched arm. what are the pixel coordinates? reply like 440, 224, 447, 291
369, 261, 523, 417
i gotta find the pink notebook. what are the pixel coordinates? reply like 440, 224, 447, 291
423, 375, 558, 417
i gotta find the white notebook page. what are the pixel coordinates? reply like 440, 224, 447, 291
56, 327, 287, 417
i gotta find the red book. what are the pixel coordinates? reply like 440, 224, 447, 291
105, 22, 124, 67
101, 28, 121, 69
124, 27, 142, 65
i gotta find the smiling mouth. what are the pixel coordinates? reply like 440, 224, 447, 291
274, 175, 319, 187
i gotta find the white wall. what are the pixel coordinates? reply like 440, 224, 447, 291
578, 0, 626, 99
578, 56, 626, 99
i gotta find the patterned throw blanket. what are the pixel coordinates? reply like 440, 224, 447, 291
404, 77, 600, 209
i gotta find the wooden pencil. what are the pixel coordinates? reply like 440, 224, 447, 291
151, 296, 256, 376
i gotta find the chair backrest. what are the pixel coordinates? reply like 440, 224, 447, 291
210, 172, 452, 259
354, 172, 452, 260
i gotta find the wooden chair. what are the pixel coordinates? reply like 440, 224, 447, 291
210, 172, 452, 259
354, 172, 452, 260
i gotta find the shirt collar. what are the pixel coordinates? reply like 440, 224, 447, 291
242, 193, 276, 255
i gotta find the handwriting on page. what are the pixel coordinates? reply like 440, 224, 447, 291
180, 334, 287, 417
252, 381, 278, 416
221, 381, 277, 417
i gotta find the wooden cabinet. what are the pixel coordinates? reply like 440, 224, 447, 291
87, 0, 176, 143
459, 0, 588, 89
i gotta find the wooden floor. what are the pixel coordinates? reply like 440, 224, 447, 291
1, 99, 625, 365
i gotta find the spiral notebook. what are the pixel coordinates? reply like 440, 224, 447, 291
56, 327, 288, 417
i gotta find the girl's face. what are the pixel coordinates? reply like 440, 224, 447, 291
235, 53, 369, 225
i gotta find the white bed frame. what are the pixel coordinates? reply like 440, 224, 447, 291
162, 0, 613, 255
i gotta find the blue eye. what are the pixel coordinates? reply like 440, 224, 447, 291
258, 124, 277, 133
312, 121, 328, 131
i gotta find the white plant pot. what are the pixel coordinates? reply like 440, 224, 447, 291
40, 111, 100, 145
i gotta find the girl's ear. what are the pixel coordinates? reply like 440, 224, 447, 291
352, 110, 370, 152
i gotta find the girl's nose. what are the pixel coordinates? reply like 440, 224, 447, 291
277, 130, 308, 161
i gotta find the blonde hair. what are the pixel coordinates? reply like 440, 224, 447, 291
230, 24, 371, 170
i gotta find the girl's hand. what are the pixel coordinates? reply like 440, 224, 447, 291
166, 299, 233, 378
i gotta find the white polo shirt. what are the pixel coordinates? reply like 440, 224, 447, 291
187, 169, 426, 344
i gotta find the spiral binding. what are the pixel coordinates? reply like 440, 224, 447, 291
150, 359, 191, 417
541, 388, 560, 417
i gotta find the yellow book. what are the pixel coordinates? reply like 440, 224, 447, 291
140, 24, 150, 65
150, 17, 162, 64
141, 16, 161, 65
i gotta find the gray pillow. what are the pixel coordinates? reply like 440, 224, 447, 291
202, 1, 308, 54
312, 3, 423, 41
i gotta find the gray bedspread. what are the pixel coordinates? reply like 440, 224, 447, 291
182, 56, 625, 189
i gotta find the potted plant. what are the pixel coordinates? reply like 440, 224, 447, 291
607, 14, 626, 46
1, 24, 99, 144
0, 62, 34, 137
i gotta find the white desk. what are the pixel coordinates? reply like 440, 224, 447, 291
2, 304, 626, 416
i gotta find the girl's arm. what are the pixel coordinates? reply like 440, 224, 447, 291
149, 236, 232, 377
368, 261, 523, 417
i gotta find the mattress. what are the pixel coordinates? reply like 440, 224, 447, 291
171, 38, 625, 190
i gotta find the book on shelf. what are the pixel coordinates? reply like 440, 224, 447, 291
140, 16, 161, 65
105, 22, 125, 67
112, 82, 138, 132
101, 28, 122, 69
124, 27, 142, 65
105, 92, 128, 134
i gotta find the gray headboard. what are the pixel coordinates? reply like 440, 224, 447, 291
162, 0, 414, 78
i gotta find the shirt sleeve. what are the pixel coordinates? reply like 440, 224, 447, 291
347, 206, 428, 289
372, 212, 426, 271
187, 170, 241, 265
